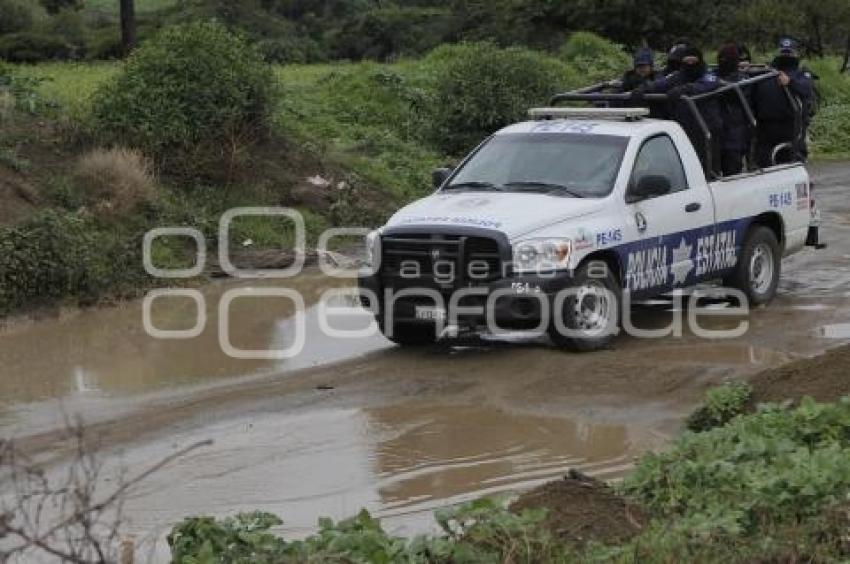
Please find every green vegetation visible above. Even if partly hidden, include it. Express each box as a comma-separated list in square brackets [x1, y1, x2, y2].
[427, 43, 574, 154]
[686, 380, 753, 431]
[0, 210, 147, 313]
[618, 397, 850, 561]
[169, 499, 567, 563]
[167, 394, 850, 562]
[90, 21, 275, 180]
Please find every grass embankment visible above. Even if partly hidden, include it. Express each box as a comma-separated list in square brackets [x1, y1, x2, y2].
[167, 346, 850, 563]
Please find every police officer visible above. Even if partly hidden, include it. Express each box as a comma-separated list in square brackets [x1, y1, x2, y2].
[636, 46, 723, 177]
[663, 39, 691, 75]
[737, 44, 753, 73]
[752, 37, 814, 166]
[716, 43, 749, 175]
[620, 48, 656, 92]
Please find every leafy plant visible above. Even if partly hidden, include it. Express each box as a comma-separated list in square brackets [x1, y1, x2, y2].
[168, 500, 566, 563]
[624, 397, 850, 536]
[686, 381, 753, 431]
[169, 511, 286, 563]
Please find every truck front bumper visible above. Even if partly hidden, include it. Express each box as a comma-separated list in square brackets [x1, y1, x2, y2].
[357, 270, 575, 330]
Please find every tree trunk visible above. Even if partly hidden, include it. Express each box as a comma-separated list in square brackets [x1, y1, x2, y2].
[120, 0, 137, 56]
[842, 35, 850, 73]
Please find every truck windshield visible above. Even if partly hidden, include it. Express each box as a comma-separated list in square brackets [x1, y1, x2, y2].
[446, 133, 628, 198]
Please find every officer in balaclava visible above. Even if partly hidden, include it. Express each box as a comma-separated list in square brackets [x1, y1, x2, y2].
[752, 37, 814, 166]
[716, 43, 750, 175]
[635, 46, 723, 177]
[737, 44, 753, 73]
[663, 39, 691, 75]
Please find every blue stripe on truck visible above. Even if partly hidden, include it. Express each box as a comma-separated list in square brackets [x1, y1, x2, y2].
[611, 217, 753, 294]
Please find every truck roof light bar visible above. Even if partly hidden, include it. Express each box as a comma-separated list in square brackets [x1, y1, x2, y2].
[528, 107, 650, 121]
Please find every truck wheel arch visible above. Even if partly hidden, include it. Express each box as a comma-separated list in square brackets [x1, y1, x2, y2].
[749, 212, 785, 252]
[577, 251, 623, 286]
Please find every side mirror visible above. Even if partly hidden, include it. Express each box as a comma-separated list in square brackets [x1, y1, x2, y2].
[627, 174, 672, 203]
[432, 167, 453, 189]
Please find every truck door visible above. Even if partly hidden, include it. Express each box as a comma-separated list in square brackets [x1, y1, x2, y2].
[620, 134, 715, 295]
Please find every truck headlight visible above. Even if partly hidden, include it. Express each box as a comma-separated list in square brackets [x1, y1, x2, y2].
[511, 238, 572, 273]
[365, 230, 381, 268]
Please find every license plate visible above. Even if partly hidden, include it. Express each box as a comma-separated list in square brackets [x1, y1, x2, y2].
[415, 306, 446, 321]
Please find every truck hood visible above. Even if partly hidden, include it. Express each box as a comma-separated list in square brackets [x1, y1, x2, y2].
[385, 192, 607, 239]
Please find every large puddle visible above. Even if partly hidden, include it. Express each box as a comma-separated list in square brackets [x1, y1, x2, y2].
[104, 402, 655, 559]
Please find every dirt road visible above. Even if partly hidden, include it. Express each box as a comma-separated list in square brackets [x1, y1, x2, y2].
[1, 162, 849, 556]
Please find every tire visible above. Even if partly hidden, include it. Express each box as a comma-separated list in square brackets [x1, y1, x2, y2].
[379, 319, 438, 346]
[548, 260, 621, 352]
[726, 225, 781, 306]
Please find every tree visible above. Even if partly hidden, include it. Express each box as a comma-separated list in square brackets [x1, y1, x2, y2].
[120, 0, 136, 55]
[38, 0, 81, 15]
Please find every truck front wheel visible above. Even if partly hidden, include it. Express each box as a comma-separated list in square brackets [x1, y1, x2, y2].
[548, 261, 620, 352]
[379, 319, 438, 346]
[727, 225, 781, 306]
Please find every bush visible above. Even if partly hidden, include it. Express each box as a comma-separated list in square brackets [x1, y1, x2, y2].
[85, 27, 123, 60]
[426, 42, 573, 154]
[89, 21, 276, 180]
[811, 104, 850, 156]
[45, 8, 89, 58]
[327, 6, 452, 61]
[686, 381, 753, 431]
[169, 500, 567, 562]
[0, 32, 74, 63]
[623, 397, 850, 538]
[559, 31, 631, 83]
[0, 0, 33, 34]
[0, 211, 105, 312]
[71, 147, 157, 217]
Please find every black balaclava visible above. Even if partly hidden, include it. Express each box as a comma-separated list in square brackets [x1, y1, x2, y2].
[774, 54, 800, 71]
[679, 46, 706, 81]
[717, 44, 740, 77]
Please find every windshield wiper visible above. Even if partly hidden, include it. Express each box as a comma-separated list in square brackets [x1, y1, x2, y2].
[444, 181, 503, 191]
[502, 181, 585, 198]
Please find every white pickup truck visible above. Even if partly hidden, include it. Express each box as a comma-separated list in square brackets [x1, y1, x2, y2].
[358, 107, 821, 350]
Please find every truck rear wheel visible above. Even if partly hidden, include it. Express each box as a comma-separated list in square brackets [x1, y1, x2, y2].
[548, 261, 620, 352]
[727, 225, 781, 306]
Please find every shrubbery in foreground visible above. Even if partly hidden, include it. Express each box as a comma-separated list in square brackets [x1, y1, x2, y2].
[169, 395, 850, 563]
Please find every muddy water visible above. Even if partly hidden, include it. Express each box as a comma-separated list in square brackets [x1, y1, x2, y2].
[0, 271, 389, 433]
[2, 163, 850, 558]
[113, 404, 651, 553]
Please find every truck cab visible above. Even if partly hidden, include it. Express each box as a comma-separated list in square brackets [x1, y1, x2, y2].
[359, 107, 819, 350]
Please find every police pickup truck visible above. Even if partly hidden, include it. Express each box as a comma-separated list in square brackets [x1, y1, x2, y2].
[358, 106, 821, 351]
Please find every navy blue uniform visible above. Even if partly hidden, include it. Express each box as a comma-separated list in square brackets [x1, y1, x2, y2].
[753, 42, 815, 167]
[717, 70, 750, 175]
[642, 70, 723, 177]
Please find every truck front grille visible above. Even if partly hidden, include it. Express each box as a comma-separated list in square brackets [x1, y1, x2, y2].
[380, 233, 502, 289]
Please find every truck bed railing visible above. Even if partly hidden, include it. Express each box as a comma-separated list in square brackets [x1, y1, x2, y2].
[547, 69, 804, 180]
